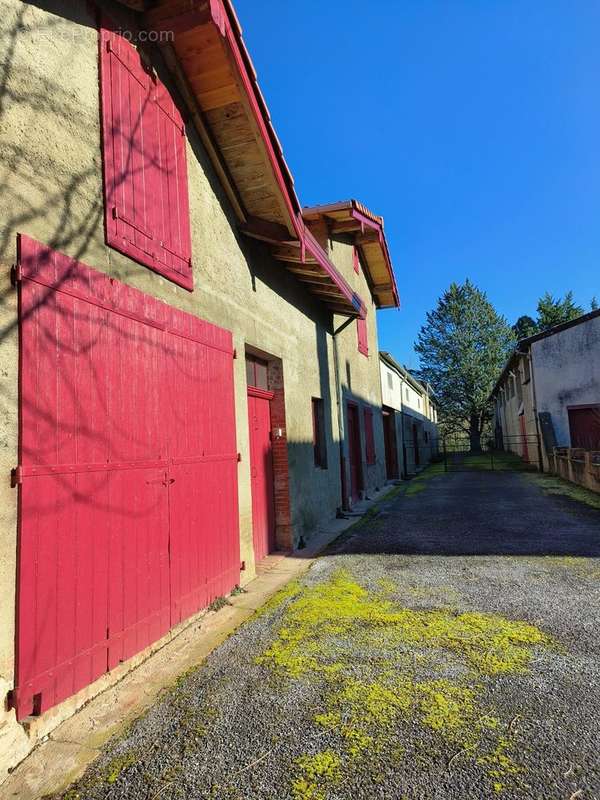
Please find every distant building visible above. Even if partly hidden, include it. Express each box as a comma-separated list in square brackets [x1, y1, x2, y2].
[379, 353, 439, 478]
[490, 309, 600, 469]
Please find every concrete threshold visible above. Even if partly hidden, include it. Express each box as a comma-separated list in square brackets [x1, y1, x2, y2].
[0, 486, 396, 800]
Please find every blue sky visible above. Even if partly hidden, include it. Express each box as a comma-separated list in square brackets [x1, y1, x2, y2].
[235, 0, 600, 369]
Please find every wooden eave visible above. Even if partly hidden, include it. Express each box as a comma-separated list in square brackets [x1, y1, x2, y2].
[303, 201, 400, 309]
[138, 0, 361, 317]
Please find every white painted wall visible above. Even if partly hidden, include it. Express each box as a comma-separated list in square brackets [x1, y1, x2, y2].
[531, 315, 600, 446]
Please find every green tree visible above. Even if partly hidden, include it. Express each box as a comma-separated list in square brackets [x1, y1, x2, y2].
[415, 280, 514, 452]
[512, 314, 537, 341]
[536, 291, 583, 331]
[591, 296, 599, 311]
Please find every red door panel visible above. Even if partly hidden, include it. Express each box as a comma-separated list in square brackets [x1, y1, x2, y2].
[248, 391, 275, 562]
[347, 403, 362, 505]
[568, 406, 600, 449]
[14, 235, 239, 719]
[383, 410, 399, 479]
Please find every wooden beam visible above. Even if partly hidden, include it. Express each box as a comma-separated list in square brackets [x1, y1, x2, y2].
[329, 220, 361, 234]
[240, 216, 296, 245]
[145, 2, 212, 35]
[158, 44, 247, 224]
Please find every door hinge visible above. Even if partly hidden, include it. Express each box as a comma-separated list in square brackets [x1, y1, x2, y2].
[232, 348, 237, 359]
[11, 466, 22, 487]
[10, 263, 22, 286]
[237, 453, 242, 462]
[240, 561, 246, 571]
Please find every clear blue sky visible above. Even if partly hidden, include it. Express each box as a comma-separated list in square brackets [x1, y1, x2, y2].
[235, 0, 600, 369]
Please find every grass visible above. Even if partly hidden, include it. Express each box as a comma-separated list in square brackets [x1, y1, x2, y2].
[524, 471, 600, 510]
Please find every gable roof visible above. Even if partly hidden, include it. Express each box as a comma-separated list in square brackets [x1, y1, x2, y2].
[138, 0, 367, 317]
[303, 200, 400, 309]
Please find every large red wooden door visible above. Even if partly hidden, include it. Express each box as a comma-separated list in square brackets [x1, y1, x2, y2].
[347, 403, 363, 504]
[247, 388, 275, 562]
[568, 406, 600, 449]
[14, 236, 239, 719]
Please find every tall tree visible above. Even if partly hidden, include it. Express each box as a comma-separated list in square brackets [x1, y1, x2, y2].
[536, 291, 583, 331]
[415, 280, 514, 452]
[591, 296, 599, 312]
[512, 314, 537, 340]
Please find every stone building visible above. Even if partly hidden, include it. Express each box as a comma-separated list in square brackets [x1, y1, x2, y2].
[0, 0, 398, 775]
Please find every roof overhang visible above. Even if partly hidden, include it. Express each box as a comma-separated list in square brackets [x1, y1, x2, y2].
[137, 0, 362, 317]
[303, 201, 400, 309]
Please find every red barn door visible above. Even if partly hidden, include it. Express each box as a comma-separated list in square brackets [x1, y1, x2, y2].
[14, 236, 239, 719]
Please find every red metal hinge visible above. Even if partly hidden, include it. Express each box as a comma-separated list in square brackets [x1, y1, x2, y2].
[240, 561, 246, 571]
[237, 453, 241, 462]
[11, 466, 22, 487]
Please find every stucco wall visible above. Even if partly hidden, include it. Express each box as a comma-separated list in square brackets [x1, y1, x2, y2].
[0, 0, 360, 773]
[531, 316, 600, 449]
[328, 238, 387, 498]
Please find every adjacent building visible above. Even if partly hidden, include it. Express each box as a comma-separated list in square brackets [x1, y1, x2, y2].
[379, 352, 439, 478]
[491, 310, 600, 470]
[0, 0, 399, 775]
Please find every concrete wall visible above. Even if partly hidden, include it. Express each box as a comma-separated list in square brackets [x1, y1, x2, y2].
[531, 316, 600, 450]
[0, 0, 384, 774]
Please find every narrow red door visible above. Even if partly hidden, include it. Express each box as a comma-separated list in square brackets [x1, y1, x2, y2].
[248, 388, 276, 562]
[383, 409, 399, 479]
[347, 403, 363, 504]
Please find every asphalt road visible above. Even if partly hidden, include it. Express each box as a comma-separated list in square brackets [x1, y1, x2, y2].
[57, 471, 600, 800]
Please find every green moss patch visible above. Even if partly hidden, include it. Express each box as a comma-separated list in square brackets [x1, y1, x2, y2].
[524, 472, 600, 510]
[258, 570, 551, 796]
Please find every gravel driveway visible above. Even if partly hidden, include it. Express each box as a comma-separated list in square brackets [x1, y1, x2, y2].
[58, 470, 600, 800]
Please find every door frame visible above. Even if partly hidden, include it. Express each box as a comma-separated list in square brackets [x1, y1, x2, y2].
[382, 406, 399, 480]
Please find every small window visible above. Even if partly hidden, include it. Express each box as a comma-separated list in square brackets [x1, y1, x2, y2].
[405, 387, 409, 402]
[387, 372, 393, 389]
[312, 398, 327, 468]
[364, 407, 376, 465]
[357, 316, 368, 356]
[353, 246, 360, 274]
[246, 354, 269, 390]
[417, 397, 421, 409]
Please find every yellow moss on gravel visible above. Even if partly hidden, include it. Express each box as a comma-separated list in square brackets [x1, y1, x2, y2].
[258, 570, 548, 795]
[292, 751, 342, 800]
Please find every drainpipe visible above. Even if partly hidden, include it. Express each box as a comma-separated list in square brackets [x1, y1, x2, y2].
[332, 316, 354, 511]
[399, 376, 407, 478]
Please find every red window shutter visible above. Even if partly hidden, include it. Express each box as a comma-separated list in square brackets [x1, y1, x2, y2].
[100, 20, 193, 290]
[357, 316, 369, 356]
[353, 246, 360, 274]
[364, 408, 376, 465]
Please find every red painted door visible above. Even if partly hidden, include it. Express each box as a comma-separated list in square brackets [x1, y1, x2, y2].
[247, 388, 275, 562]
[14, 236, 239, 719]
[568, 406, 600, 449]
[347, 403, 363, 504]
[383, 409, 399, 479]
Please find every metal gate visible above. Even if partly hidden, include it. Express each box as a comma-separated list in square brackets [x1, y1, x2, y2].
[14, 236, 239, 719]
[441, 432, 540, 471]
